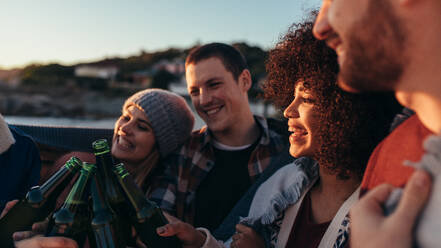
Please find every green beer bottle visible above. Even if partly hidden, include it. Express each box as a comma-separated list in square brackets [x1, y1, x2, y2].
[90, 174, 126, 248]
[92, 139, 132, 244]
[92, 139, 125, 205]
[0, 157, 82, 248]
[113, 163, 182, 248]
[47, 162, 95, 246]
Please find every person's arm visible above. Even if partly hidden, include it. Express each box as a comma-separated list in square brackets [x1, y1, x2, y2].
[153, 212, 222, 248]
[156, 216, 265, 248]
[14, 236, 78, 248]
[350, 170, 431, 248]
[157, 221, 210, 248]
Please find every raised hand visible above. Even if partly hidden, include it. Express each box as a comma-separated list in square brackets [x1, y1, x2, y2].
[350, 170, 432, 248]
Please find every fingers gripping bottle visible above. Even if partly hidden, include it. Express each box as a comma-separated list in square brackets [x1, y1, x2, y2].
[0, 157, 82, 248]
[47, 162, 95, 246]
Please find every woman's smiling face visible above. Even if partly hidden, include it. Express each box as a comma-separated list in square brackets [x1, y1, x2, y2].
[111, 105, 156, 164]
[284, 82, 321, 158]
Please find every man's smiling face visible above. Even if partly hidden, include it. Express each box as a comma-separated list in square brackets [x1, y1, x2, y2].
[186, 57, 249, 133]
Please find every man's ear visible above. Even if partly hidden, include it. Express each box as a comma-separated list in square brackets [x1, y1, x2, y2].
[238, 69, 252, 92]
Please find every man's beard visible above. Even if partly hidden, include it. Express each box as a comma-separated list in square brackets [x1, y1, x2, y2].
[338, 0, 407, 92]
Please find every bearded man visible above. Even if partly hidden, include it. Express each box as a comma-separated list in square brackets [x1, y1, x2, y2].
[313, 0, 441, 247]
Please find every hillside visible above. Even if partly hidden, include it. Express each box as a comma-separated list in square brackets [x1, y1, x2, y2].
[0, 42, 269, 117]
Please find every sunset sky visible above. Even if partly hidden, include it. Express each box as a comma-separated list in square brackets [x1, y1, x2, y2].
[0, 0, 321, 69]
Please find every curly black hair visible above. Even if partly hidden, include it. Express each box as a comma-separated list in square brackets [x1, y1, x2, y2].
[263, 14, 402, 180]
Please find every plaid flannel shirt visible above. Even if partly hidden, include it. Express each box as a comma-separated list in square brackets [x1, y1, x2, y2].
[149, 116, 289, 224]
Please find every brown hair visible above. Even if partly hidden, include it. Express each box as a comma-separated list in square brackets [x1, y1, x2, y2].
[263, 15, 402, 179]
[185, 43, 248, 81]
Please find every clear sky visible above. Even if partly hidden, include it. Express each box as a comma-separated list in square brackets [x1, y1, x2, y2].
[0, 0, 321, 69]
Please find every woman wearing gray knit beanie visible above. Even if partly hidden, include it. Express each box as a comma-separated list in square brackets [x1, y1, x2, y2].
[8, 89, 194, 247]
[111, 88, 195, 191]
[53, 88, 194, 194]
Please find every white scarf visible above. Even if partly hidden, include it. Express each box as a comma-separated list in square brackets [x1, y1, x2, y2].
[0, 114, 15, 154]
[240, 157, 357, 248]
[405, 134, 441, 248]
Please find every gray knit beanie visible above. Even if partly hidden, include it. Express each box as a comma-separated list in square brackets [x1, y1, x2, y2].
[123, 89, 194, 157]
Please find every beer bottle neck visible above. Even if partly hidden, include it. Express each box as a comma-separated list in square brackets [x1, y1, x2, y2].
[113, 164, 152, 213]
[92, 139, 114, 185]
[62, 163, 95, 211]
[29, 157, 82, 205]
[40, 166, 75, 197]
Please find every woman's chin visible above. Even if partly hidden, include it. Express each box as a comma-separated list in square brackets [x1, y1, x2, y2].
[289, 146, 313, 158]
[289, 148, 302, 158]
[112, 149, 129, 162]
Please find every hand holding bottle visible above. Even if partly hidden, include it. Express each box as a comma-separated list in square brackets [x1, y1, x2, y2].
[1, 200, 49, 242]
[12, 220, 48, 241]
[3, 201, 77, 248]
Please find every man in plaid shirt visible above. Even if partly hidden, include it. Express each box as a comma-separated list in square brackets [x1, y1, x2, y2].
[149, 43, 289, 231]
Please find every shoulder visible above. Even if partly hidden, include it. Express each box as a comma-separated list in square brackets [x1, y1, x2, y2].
[7, 126, 40, 167]
[387, 114, 431, 140]
[367, 113, 431, 165]
[8, 126, 39, 153]
[361, 113, 431, 191]
[162, 127, 208, 164]
[176, 127, 209, 152]
[1, 126, 41, 178]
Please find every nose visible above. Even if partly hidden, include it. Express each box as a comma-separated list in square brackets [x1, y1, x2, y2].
[283, 99, 299, 119]
[199, 89, 212, 106]
[119, 120, 134, 135]
[313, 2, 332, 41]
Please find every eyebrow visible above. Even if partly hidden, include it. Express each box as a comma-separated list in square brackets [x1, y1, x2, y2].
[124, 108, 153, 129]
[189, 76, 223, 88]
[205, 77, 223, 84]
[137, 118, 152, 128]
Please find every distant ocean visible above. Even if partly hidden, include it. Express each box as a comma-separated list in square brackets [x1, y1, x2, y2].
[4, 115, 206, 130]
[4, 116, 118, 129]
[4, 102, 275, 131]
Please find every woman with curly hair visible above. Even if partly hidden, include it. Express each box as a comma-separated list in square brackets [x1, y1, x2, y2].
[155, 16, 401, 248]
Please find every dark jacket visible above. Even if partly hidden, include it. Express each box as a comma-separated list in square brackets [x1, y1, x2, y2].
[0, 126, 41, 213]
